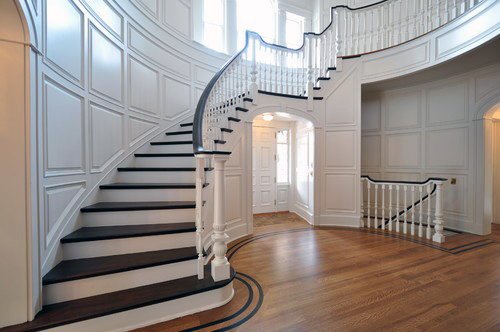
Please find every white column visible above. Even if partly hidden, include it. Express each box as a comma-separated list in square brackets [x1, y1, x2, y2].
[211, 154, 231, 281]
[432, 180, 446, 243]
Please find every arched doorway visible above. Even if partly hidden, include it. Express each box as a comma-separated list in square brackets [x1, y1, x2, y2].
[477, 101, 500, 235]
[250, 108, 316, 226]
[0, 0, 38, 326]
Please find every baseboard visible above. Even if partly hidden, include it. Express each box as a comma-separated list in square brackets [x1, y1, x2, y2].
[291, 205, 313, 225]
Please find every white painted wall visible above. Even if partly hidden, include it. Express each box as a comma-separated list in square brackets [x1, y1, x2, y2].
[361, 63, 500, 234]
[292, 120, 315, 223]
[4, 0, 229, 325]
[493, 119, 500, 224]
[0, 1, 32, 326]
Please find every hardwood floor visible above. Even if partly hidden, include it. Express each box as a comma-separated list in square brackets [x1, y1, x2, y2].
[136, 213, 500, 331]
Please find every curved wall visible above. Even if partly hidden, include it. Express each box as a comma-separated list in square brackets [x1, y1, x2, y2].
[19, 0, 229, 295]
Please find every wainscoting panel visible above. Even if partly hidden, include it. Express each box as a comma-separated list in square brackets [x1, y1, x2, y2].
[361, 135, 381, 168]
[323, 173, 356, 212]
[43, 77, 85, 176]
[425, 127, 468, 169]
[162, 0, 191, 38]
[162, 75, 191, 120]
[325, 130, 356, 168]
[385, 132, 421, 168]
[44, 0, 84, 85]
[426, 82, 467, 126]
[89, 103, 124, 173]
[385, 90, 421, 130]
[128, 56, 160, 117]
[89, 24, 124, 105]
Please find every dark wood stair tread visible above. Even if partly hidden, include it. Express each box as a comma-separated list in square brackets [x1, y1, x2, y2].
[180, 122, 193, 127]
[81, 201, 196, 213]
[134, 153, 194, 157]
[9, 267, 235, 331]
[235, 106, 248, 112]
[220, 128, 233, 133]
[150, 141, 192, 145]
[165, 130, 192, 136]
[228, 117, 241, 122]
[99, 183, 207, 190]
[61, 223, 196, 243]
[43, 247, 198, 285]
[117, 167, 213, 172]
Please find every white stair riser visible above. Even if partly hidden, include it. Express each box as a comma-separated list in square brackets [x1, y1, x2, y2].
[83, 209, 195, 227]
[132, 157, 196, 167]
[163, 134, 193, 142]
[116, 171, 196, 183]
[63, 232, 195, 260]
[148, 144, 193, 153]
[48, 283, 234, 332]
[98, 188, 196, 202]
[43, 260, 198, 305]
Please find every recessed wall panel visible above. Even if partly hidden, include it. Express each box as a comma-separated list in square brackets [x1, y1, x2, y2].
[163, 0, 191, 37]
[90, 25, 124, 104]
[162, 75, 191, 119]
[90, 103, 124, 172]
[324, 174, 356, 212]
[129, 57, 160, 117]
[45, 0, 83, 84]
[385, 91, 421, 130]
[44, 79, 85, 175]
[426, 128, 468, 169]
[325, 131, 356, 168]
[427, 82, 467, 126]
[386, 132, 421, 168]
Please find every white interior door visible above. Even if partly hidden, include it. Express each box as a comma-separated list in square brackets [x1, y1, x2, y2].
[253, 126, 277, 214]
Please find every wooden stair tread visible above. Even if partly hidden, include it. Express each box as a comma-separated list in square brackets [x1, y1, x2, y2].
[180, 122, 193, 127]
[9, 267, 234, 332]
[99, 183, 208, 190]
[61, 223, 196, 243]
[150, 141, 192, 145]
[165, 130, 192, 136]
[81, 201, 196, 213]
[134, 153, 194, 157]
[117, 167, 213, 172]
[43, 247, 198, 285]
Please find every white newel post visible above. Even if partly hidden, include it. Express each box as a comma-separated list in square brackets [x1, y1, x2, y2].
[432, 180, 446, 243]
[211, 154, 231, 281]
[195, 155, 206, 279]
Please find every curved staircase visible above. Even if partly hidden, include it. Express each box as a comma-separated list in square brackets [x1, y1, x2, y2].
[4, 0, 498, 329]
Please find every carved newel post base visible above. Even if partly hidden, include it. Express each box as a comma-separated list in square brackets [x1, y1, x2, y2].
[211, 154, 231, 282]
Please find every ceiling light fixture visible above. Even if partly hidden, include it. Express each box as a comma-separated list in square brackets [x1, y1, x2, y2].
[262, 113, 274, 121]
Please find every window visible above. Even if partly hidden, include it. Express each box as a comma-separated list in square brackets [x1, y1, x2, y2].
[237, 0, 277, 49]
[276, 129, 289, 183]
[203, 0, 225, 53]
[285, 12, 305, 49]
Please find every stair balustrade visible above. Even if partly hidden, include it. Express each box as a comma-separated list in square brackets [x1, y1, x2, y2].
[193, 0, 482, 280]
[360, 176, 447, 243]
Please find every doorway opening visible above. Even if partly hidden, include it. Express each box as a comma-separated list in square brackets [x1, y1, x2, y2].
[252, 112, 314, 224]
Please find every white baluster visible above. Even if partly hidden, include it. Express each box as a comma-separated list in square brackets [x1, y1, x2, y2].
[360, 179, 365, 227]
[388, 184, 393, 231]
[211, 154, 231, 281]
[374, 184, 378, 228]
[418, 186, 423, 237]
[250, 36, 258, 97]
[381, 184, 386, 230]
[367, 181, 371, 228]
[195, 155, 206, 279]
[403, 185, 408, 234]
[432, 180, 445, 243]
[426, 183, 432, 239]
[396, 184, 400, 233]
[411, 185, 415, 236]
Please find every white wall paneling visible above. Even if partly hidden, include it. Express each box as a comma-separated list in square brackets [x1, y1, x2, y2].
[128, 56, 160, 117]
[89, 103, 125, 173]
[89, 23, 124, 105]
[44, 0, 84, 86]
[162, 0, 191, 38]
[22, 0, 229, 293]
[362, 63, 500, 234]
[43, 76, 85, 177]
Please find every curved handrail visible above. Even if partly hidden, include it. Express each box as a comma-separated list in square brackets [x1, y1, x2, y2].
[361, 175, 447, 185]
[193, 31, 251, 154]
[193, 0, 483, 153]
